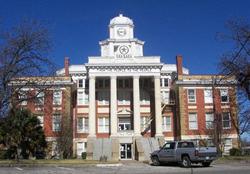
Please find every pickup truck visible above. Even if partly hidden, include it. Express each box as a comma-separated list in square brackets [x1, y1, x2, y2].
[150, 141, 217, 167]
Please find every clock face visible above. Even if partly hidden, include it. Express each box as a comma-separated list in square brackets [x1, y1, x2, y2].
[119, 45, 129, 55]
[117, 28, 126, 36]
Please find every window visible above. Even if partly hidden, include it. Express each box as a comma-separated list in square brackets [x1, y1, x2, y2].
[18, 91, 27, 105]
[187, 89, 196, 103]
[163, 142, 175, 149]
[76, 142, 87, 157]
[78, 79, 83, 88]
[77, 91, 88, 105]
[35, 91, 44, 105]
[204, 89, 213, 103]
[97, 79, 109, 88]
[220, 89, 229, 103]
[140, 91, 150, 104]
[140, 116, 151, 131]
[77, 91, 84, 105]
[77, 117, 88, 133]
[53, 90, 62, 105]
[162, 116, 171, 132]
[188, 113, 198, 130]
[177, 142, 195, 148]
[85, 79, 89, 88]
[222, 112, 231, 129]
[118, 91, 131, 105]
[52, 141, 59, 156]
[37, 115, 44, 128]
[223, 138, 232, 153]
[118, 79, 131, 88]
[52, 114, 61, 132]
[205, 113, 214, 129]
[161, 91, 169, 104]
[98, 117, 109, 133]
[118, 117, 131, 131]
[98, 91, 110, 105]
[160, 78, 169, 87]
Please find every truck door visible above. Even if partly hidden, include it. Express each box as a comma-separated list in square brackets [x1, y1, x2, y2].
[158, 142, 176, 162]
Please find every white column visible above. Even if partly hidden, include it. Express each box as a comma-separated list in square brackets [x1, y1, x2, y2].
[110, 76, 117, 136]
[88, 75, 96, 137]
[133, 76, 141, 136]
[154, 75, 163, 137]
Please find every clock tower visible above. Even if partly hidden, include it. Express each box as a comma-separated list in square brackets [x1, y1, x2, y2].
[99, 14, 144, 58]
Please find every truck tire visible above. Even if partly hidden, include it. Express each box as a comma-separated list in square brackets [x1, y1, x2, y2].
[202, 162, 211, 167]
[152, 156, 160, 166]
[181, 156, 191, 168]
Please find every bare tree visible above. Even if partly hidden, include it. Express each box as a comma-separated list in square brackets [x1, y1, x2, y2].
[218, 18, 250, 149]
[218, 18, 250, 98]
[0, 19, 55, 116]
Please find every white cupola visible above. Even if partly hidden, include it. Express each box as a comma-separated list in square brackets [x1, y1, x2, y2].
[109, 14, 134, 39]
[99, 14, 144, 58]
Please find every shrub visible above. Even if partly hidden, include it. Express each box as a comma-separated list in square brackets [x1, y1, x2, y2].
[229, 148, 242, 156]
[0, 150, 7, 159]
[99, 155, 107, 162]
[81, 152, 87, 159]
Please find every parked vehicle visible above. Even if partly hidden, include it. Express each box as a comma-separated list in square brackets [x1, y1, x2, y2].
[150, 141, 217, 167]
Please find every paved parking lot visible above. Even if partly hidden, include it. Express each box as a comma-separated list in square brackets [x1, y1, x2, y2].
[1, 162, 250, 174]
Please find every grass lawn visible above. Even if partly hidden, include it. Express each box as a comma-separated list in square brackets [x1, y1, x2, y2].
[0, 159, 119, 166]
[215, 156, 250, 163]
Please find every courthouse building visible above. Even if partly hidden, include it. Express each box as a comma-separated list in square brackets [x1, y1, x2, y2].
[15, 14, 238, 160]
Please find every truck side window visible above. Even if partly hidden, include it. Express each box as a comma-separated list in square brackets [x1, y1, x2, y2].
[178, 142, 194, 148]
[163, 142, 175, 150]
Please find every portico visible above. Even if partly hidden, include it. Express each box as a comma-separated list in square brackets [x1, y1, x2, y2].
[86, 69, 164, 138]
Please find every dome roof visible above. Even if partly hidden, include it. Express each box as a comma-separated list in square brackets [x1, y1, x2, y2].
[109, 14, 134, 26]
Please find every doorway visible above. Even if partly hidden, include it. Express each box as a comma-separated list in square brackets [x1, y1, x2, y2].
[120, 143, 132, 159]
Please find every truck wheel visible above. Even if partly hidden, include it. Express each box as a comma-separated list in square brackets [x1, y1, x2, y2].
[202, 162, 211, 167]
[152, 156, 160, 166]
[181, 156, 191, 168]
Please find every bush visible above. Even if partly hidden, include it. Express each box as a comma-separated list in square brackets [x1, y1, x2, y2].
[81, 152, 87, 159]
[229, 148, 242, 156]
[99, 155, 107, 162]
[0, 150, 7, 159]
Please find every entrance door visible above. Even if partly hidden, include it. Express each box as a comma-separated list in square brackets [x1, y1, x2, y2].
[120, 144, 132, 159]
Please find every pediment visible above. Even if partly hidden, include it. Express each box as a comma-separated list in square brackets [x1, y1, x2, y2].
[117, 108, 133, 115]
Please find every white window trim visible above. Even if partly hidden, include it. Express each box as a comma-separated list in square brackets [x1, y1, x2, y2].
[161, 91, 169, 104]
[222, 112, 231, 129]
[205, 113, 214, 129]
[98, 117, 109, 133]
[204, 89, 213, 104]
[188, 113, 198, 130]
[78, 79, 84, 88]
[77, 91, 84, 105]
[220, 89, 229, 103]
[187, 89, 196, 103]
[19, 91, 27, 105]
[52, 114, 61, 132]
[53, 90, 62, 105]
[35, 91, 44, 105]
[162, 116, 171, 132]
[140, 116, 151, 131]
[76, 142, 87, 156]
[77, 117, 89, 133]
